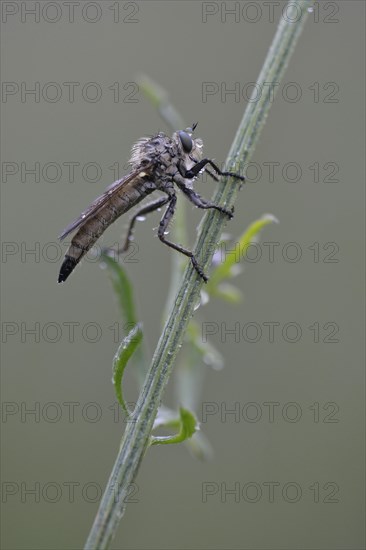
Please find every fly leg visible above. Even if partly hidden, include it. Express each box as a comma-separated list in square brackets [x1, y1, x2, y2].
[158, 194, 209, 282]
[205, 168, 220, 182]
[102, 196, 170, 258]
[183, 158, 245, 183]
[177, 183, 234, 218]
[189, 156, 219, 182]
[186, 158, 245, 182]
[119, 196, 170, 253]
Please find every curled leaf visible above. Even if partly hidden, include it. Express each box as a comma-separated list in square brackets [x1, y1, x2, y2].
[112, 323, 143, 416]
[186, 432, 214, 462]
[100, 252, 137, 326]
[150, 407, 198, 446]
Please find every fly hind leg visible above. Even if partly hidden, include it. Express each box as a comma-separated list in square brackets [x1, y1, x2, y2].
[119, 196, 170, 253]
[102, 196, 170, 258]
[158, 194, 209, 283]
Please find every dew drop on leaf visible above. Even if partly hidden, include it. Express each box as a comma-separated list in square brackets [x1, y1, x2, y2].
[193, 296, 201, 311]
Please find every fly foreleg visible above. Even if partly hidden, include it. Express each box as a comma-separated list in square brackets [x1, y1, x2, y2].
[189, 157, 219, 182]
[177, 183, 234, 218]
[158, 194, 209, 283]
[183, 158, 245, 183]
[205, 168, 220, 182]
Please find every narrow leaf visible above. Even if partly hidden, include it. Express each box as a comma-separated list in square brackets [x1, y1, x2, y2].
[137, 74, 185, 130]
[213, 282, 243, 303]
[207, 214, 279, 291]
[187, 320, 224, 371]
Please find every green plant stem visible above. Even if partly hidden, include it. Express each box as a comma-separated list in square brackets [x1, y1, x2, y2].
[84, 2, 313, 548]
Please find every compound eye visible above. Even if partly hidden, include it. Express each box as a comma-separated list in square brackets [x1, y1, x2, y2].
[178, 131, 193, 153]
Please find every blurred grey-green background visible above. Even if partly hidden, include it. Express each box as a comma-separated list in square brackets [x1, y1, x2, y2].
[1, 2, 364, 549]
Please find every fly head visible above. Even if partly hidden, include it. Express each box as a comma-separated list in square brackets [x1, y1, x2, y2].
[174, 125, 203, 168]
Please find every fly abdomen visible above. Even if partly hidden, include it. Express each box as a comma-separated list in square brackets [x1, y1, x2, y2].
[58, 256, 78, 283]
[58, 178, 155, 282]
[58, 208, 116, 283]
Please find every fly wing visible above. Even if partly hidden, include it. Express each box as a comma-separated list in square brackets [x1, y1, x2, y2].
[59, 166, 152, 241]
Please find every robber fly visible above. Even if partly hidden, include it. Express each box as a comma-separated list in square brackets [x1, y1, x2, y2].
[58, 123, 245, 283]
